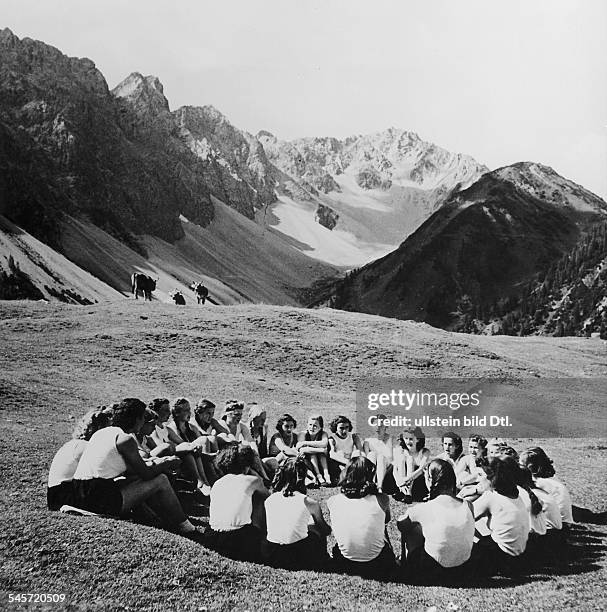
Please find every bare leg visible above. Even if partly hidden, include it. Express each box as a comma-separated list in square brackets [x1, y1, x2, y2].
[376, 454, 387, 492]
[319, 454, 331, 483]
[179, 453, 205, 488]
[119, 474, 187, 526]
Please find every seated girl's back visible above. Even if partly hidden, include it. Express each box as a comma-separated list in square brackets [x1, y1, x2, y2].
[210, 472, 262, 531]
[406, 493, 474, 568]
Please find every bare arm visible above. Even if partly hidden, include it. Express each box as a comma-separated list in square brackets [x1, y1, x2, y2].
[116, 433, 180, 480]
[376, 493, 391, 523]
[472, 491, 491, 520]
[304, 497, 331, 536]
[405, 448, 430, 483]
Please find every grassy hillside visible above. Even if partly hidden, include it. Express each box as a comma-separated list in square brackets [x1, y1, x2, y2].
[1, 301, 606, 611]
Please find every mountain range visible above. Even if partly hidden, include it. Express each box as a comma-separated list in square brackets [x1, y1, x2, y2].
[1, 27, 606, 337]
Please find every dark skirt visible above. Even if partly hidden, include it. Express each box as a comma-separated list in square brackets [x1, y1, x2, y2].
[261, 532, 328, 570]
[203, 523, 262, 562]
[72, 478, 123, 517]
[470, 534, 525, 578]
[47, 481, 75, 511]
[401, 545, 472, 585]
[331, 542, 397, 580]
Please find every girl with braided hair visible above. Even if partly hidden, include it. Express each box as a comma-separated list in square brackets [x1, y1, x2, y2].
[397, 459, 475, 583]
[261, 456, 331, 569]
[326, 457, 396, 578]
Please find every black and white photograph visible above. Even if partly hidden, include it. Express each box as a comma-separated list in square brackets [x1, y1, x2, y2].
[1, 1, 606, 610]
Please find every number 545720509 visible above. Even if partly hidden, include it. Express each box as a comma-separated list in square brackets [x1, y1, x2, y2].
[8, 594, 66, 603]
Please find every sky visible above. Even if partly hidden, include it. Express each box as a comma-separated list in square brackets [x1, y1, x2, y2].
[2, 0, 606, 198]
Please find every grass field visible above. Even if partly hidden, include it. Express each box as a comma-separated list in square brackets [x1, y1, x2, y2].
[1, 300, 606, 611]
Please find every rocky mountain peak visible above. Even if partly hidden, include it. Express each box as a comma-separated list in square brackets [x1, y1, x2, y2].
[112, 72, 169, 113]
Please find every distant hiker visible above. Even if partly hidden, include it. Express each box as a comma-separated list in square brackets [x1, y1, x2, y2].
[190, 281, 209, 304]
[131, 273, 156, 301]
[170, 290, 186, 305]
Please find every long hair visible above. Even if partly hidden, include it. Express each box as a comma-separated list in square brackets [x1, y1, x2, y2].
[519, 447, 556, 478]
[72, 406, 113, 441]
[272, 456, 308, 496]
[517, 465, 544, 516]
[487, 456, 519, 498]
[339, 457, 378, 499]
[426, 459, 457, 500]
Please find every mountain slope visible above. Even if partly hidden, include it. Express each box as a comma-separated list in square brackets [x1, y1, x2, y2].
[329, 163, 607, 330]
[257, 128, 488, 266]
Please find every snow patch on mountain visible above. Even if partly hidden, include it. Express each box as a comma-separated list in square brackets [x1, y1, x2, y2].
[269, 196, 394, 267]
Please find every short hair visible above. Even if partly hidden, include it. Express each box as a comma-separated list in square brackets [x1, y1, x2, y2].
[144, 408, 159, 423]
[214, 444, 255, 475]
[171, 397, 190, 419]
[469, 434, 488, 449]
[399, 427, 426, 452]
[339, 457, 377, 499]
[329, 415, 353, 433]
[112, 398, 146, 431]
[194, 399, 216, 416]
[500, 446, 519, 461]
[72, 406, 113, 441]
[275, 413, 297, 431]
[442, 432, 462, 446]
[426, 459, 457, 500]
[272, 456, 308, 496]
[148, 398, 169, 413]
[519, 447, 556, 478]
[307, 414, 324, 430]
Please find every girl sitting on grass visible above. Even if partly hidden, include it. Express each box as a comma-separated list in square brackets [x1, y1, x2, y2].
[167, 397, 214, 496]
[248, 403, 269, 460]
[328, 415, 363, 484]
[261, 456, 331, 570]
[47, 406, 113, 510]
[363, 416, 394, 494]
[191, 398, 223, 453]
[265, 413, 299, 474]
[72, 398, 197, 536]
[393, 427, 430, 502]
[519, 447, 573, 525]
[397, 459, 475, 584]
[204, 445, 269, 562]
[472, 456, 530, 575]
[296, 414, 332, 486]
[217, 400, 270, 483]
[327, 457, 396, 579]
[458, 435, 490, 501]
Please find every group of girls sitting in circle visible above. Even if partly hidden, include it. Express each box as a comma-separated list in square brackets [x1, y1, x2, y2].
[47, 399, 574, 582]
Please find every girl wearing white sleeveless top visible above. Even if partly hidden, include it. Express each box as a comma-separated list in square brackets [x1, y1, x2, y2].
[472, 457, 529, 576]
[328, 416, 363, 484]
[205, 445, 269, 562]
[47, 407, 113, 510]
[363, 418, 394, 493]
[327, 457, 396, 578]
[398, 459, 474, 583]
[72, 399, 195, 536]
[261, 457, 331, 569]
